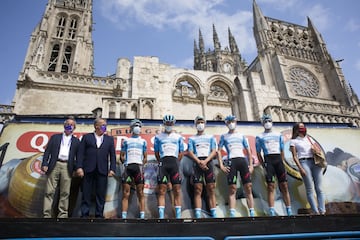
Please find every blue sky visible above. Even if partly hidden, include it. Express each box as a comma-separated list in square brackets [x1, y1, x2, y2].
[0, 0, 359, 105]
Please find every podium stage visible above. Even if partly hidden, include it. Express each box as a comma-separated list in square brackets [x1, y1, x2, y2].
[1, 214, 360, 239]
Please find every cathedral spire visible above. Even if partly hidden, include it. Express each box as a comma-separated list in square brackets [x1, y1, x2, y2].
[194, 39, 199, 55]
[307, 17, 329, 62]
[213, 24, 221, 51]
[253, 0, 269, 32]
[228, 27, 239, 53]
[307, 17, 324, 45]
[194, 39, 200, 69]
[199, 29, 205, 53]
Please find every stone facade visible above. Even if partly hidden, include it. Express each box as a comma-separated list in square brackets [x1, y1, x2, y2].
[2, 0, 360, 126]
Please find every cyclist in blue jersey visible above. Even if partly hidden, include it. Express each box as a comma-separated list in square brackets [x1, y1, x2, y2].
[255, 114, 292, 216]
[154, 114, 184, 219]
[218, 115, 255, 217]
[187, 116, 218, 218]
[120, 119, 147, 219]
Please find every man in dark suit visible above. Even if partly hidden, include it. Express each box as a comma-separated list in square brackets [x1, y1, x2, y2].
[76, 118, 116, 218]
[41, 117, 80, 218]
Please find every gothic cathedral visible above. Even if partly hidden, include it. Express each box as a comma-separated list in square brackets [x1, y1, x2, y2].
[6, 0, 360, 126]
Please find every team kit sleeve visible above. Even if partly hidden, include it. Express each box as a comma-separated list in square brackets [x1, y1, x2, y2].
[243, 135, 249, 149]
[255, 136, 262, 153]
[210, 136, 217, 151]
[121, 139, 127, 152]
[154, 136, 160, 153]
[188, 137, 194, 153]
[143, 139, 147, 153]
[279, 135, 284, 151]
[218, 135, 224, 149]
[178, 135, 185, 152]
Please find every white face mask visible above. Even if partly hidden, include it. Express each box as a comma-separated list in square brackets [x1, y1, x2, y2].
[165, 126, 173, 132]
[196, 123, 205, 131]
[227, 122, 236, 130]
[264, 122, 272, 130]
[133, 126, 141, 135]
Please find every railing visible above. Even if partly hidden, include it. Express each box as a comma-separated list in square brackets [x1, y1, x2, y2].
[0, 105, 14, 114]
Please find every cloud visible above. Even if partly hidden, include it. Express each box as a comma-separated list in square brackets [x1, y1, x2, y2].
[257, 0, 297, 11]
[355, 59, 360, 71]
[302, 4, 331, 32]
[345, 19, 360, 32]
[100, 0, 226, 30]
[99, 0, 256, 59]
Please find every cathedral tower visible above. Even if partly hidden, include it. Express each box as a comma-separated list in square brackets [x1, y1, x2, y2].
[249, 0, 360, 125]
[21, 0, 93, 75]
[194, 25, 246, 75]
[12, 0, 100, 116]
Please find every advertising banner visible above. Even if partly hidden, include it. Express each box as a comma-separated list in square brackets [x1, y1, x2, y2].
[0, 119, 359, 218]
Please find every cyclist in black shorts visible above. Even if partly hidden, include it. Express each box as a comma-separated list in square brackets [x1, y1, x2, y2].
[187, 116, 218, 218]
[120, 119, 147, 219]
[255, 114, 292, 216]
[154, 114, 184, 219]
[218, 115, 255, 217]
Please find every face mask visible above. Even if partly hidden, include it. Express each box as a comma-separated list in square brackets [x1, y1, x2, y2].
[298, 127, 307, 135]
[133, 126, 141, 135]
[64, 125, 74, 133]
[264, 122, 272, 130]
[227, 122, 236, 130]
[196, 123, 205, 131]
[100, 125, 107, 133]
[165, 126, 173, 132]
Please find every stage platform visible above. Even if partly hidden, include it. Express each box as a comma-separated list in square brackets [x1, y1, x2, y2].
[1, 214, 360, 240]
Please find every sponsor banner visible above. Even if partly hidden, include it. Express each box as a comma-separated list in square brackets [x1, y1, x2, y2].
[0, 120, 360, 218]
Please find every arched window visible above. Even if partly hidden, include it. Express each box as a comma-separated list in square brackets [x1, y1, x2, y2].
[207, 80, 232, 108]
[68, 17, 78, 39]
[56, 16, 66, 38]
[48, 44, 60, 72]
[61, 46, 72, 73]
[143, 102, 152, 119]
[174, 80, 198, 98]
[120, 103, 127, 119]
[209, 84, 229, 101]
[109, 102, 116, 118]
[130, 104, 137, 118]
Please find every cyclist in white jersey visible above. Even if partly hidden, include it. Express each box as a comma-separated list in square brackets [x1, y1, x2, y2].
[187, 116, 217, 218]
[120, 119, 147, 219]
[154, 114, 184, 219]
[218, 115, 255, 217]
[255, 114, 292, 216]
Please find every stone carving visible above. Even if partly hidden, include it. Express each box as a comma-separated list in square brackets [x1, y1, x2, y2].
[174, 80, 198, 98]
[289, 67, 319, 97]
[209, 85, 229, 101]
[268, 20, 319, 62]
